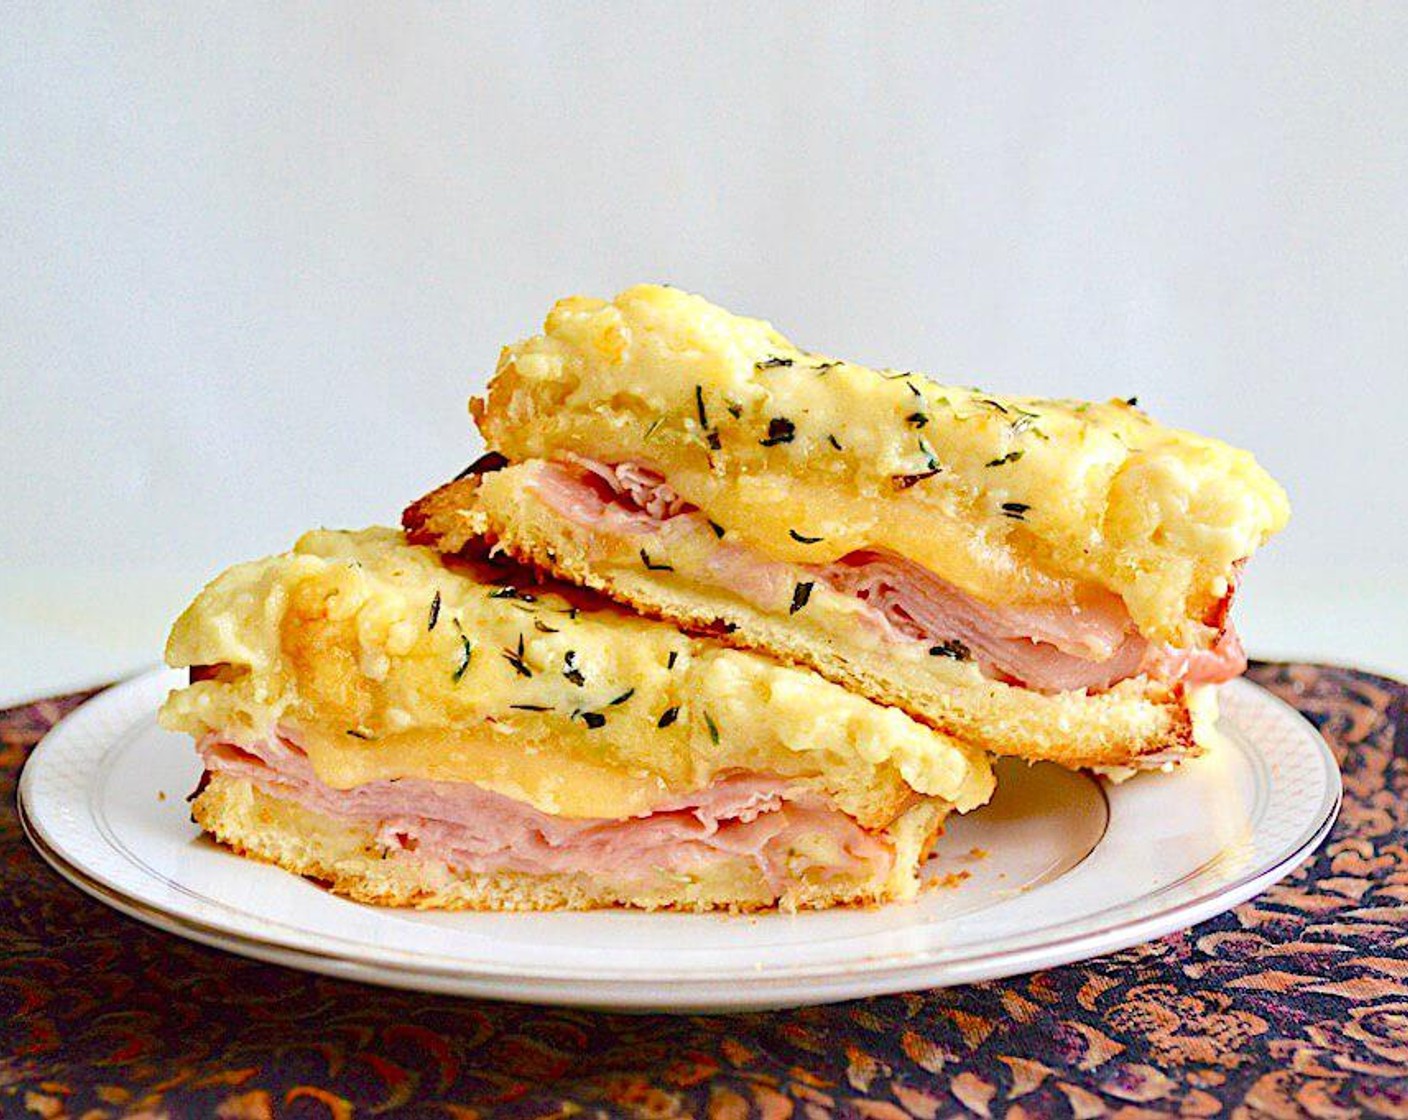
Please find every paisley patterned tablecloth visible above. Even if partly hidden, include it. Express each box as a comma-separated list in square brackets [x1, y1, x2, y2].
[3, 662, 1405, 1119]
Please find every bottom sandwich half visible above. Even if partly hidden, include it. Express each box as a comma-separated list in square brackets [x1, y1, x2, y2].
[161, 527, 995, 911]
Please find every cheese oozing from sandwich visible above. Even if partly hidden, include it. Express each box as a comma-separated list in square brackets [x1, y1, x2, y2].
[162, 527, 994, 911]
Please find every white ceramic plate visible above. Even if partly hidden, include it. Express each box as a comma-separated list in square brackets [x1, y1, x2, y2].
[20, 669, 1339, 1012]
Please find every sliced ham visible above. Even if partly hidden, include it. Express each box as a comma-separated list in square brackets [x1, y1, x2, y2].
[820, 551, 1244, 690]
[531, 457, 673, 538]
[1143, 627, 1246, 685]
[525, 457, 1245, 693]
[564, 454, 695, 521]
[819, 550, 1151, 692]
[199, 734, 892, 890]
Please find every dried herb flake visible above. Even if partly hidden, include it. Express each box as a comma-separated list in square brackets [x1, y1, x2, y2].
[759, 417, 796, 446]
[502, 634, 532, 678]
[985, 450, 1025, 468]
[490, 586, 535, 602]
[453, 635, 474, 682]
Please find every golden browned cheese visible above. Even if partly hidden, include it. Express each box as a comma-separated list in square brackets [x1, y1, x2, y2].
[160, 528, 993, 822]
[476, 285, 1290, 647]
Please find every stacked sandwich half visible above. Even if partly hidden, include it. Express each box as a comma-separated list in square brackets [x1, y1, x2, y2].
[161, 285, 1289, 911]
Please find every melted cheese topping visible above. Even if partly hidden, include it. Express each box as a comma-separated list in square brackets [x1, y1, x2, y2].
[476, 285, 1290, 646]
[161, 528, 993, 820]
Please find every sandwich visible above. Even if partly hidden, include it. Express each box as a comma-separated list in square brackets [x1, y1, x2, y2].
[160, 527, 994, 911]
[405, 284, 1290, 771]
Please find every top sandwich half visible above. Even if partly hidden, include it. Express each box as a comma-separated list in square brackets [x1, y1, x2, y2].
[407, 284, 1290, 771]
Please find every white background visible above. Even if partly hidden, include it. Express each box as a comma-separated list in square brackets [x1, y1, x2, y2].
[3, 4, 1406, 705]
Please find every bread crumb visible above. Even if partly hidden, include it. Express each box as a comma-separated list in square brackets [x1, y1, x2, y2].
[967, 846, 988, 859]
[924, 869, 971, 892]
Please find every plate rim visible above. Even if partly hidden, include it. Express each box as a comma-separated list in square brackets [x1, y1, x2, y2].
[18, 670, 1342, 1003]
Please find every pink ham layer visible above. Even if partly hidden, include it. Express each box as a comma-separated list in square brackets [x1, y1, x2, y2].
[198, 734, 894, 891]
[531, 457, 1245, 694]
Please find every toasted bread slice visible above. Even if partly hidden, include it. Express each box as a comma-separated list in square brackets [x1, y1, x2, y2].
[406, 471, 1203, 771]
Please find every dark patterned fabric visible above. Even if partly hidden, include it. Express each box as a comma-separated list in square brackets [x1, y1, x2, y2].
[3, 663, 1405, 1119]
